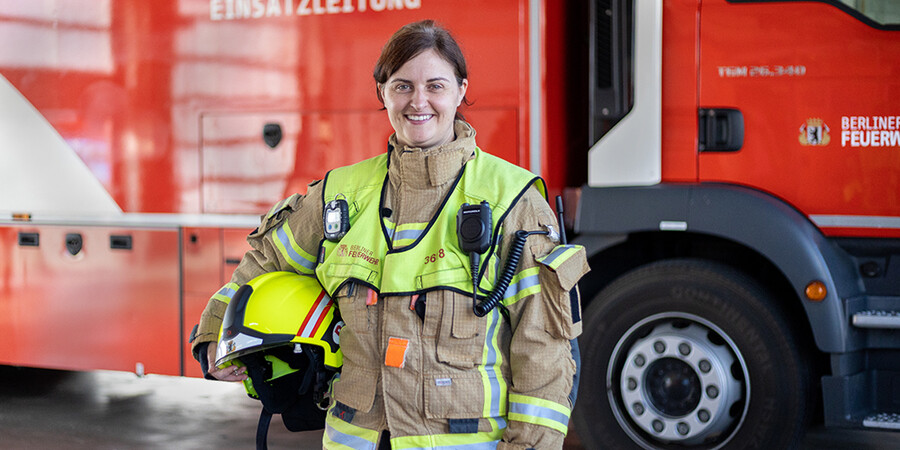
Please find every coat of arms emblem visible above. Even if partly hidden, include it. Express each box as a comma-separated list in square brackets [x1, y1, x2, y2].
[799, 118, 830, 146]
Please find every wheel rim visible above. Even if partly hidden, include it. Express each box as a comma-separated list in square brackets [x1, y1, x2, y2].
[607, 313, 750, 449]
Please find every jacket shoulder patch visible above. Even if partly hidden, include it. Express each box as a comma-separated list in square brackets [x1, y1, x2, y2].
[251, 193, 304, 237]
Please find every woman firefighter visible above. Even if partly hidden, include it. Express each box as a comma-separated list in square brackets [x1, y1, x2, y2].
[190, 20, 589, 450]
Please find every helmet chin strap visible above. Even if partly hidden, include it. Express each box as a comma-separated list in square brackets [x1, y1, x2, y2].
[256, 408, 274, 450]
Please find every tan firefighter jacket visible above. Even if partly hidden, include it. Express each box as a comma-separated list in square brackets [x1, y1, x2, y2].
[192, 121, 590, 449]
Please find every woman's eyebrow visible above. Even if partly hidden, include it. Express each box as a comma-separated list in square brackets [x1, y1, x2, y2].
[389, 77, 451, 84]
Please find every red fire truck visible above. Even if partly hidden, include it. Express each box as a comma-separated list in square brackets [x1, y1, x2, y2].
[566, 1, 900, 449]
[1, 0, 897, 448]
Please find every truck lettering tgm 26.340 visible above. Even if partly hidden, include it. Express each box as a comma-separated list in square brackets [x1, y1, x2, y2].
[1, 1, 897, 448]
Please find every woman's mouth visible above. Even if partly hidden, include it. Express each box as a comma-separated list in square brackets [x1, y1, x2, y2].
[406, 114, 434, 123]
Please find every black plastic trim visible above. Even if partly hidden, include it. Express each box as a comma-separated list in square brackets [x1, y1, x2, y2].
[574, 183, 862, 353]
[110, 235, 132, 250]
[17, 231, 39, 247]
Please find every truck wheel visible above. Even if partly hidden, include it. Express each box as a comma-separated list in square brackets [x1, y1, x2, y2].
[573, 259, 810, 449]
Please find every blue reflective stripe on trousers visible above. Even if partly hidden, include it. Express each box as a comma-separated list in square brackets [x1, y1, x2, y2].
[402, 440, 499, 450]
[326, 424, 377, 450]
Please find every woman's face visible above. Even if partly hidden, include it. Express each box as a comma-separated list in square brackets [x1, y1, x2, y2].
[381, 48, 468, 149]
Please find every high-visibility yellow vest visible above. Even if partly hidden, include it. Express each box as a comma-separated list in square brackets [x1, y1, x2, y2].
[315, 147, 545, 298]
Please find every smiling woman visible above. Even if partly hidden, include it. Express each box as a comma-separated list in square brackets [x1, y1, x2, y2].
[379, 49, 467, 149]
[192, 19, 588, 450]
[373, 20, 470, 149]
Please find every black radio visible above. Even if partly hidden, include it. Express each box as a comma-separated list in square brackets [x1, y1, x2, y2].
[456, 201, 492, 254]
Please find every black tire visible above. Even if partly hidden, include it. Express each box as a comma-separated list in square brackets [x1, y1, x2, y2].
[572, 259, 811, 449]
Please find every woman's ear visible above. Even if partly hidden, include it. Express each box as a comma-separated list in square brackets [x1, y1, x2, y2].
[375, 83, 385, 104]
[457, 79, 468, 106]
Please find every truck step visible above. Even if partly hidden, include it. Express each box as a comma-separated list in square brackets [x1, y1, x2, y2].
[862, 413, 900, 430]
[852, 310, 900, 329]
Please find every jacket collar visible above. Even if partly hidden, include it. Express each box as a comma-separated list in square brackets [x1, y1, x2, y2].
[387, 120, 476, 189]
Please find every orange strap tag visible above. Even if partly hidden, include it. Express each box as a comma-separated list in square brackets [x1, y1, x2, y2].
[366, 288, 378, 306]
[384, 337, 409, 368]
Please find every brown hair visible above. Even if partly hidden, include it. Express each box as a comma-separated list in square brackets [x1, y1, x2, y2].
[374, 20, 470, 119]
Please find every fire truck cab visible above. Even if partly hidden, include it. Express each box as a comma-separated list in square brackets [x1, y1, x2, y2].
[567, 1, 900, 448]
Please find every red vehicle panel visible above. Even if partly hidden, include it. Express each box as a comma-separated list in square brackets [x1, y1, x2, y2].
[698, 1, 900, 237]
[2, 0, 536, 217]
[0, 0, 538, 376]
[0, 225, 181, 375]
[661, 0, 702, 183]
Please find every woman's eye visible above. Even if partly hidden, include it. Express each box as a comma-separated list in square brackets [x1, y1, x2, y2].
[429, 83, 444, 91]
[395, 84, 410, 92]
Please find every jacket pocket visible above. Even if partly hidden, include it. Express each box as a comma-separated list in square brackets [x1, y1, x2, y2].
[332, 362, 377, 414]
[535, 245, 590, 340]
[435, 291, 486, 369]
[334, 283, 372, 335]
[423, 371, 486, 419]
[325, 262, 377, 284]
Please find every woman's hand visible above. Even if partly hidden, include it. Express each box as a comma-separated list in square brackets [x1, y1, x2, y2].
[206, 342, 248, 382]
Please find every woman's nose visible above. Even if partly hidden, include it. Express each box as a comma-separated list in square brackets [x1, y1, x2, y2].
[410, 89, 428, 110]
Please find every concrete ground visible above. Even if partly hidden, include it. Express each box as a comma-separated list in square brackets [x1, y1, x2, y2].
[0, 366, 897, 449]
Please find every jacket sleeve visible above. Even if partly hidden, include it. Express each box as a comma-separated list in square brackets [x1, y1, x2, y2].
[498, 187, 590, 450]
[190, 181, 326, 358]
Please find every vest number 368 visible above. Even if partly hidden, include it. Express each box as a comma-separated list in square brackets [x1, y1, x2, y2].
[425, 249, 446, 264]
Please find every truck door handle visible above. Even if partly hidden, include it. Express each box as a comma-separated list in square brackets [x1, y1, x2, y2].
[110, 235, 133, 250]
[18, 232, 39, 247]
[699, 108, 744, 152]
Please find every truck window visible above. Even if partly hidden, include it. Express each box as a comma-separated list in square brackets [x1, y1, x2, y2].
[837, 0, 900, 26]
[729, 1, 900, 28]
[590, 0, 634, 145]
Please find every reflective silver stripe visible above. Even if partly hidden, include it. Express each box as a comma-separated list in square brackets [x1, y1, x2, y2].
[810, 214, 900, 229]
[503, 273, 539, 300]
[539, 245, 578, 267]
[325, 424, 377, 450]
[267, 198, 286, 218]
[275, 225, 316, 272]
[403, 441, 500, 450]
[394, 229, 424, 242]
[444, 441, 497, 450]
[509, 401, 570, 427]
[485, 308, 503, 417]
[212, 284, 239, 303]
